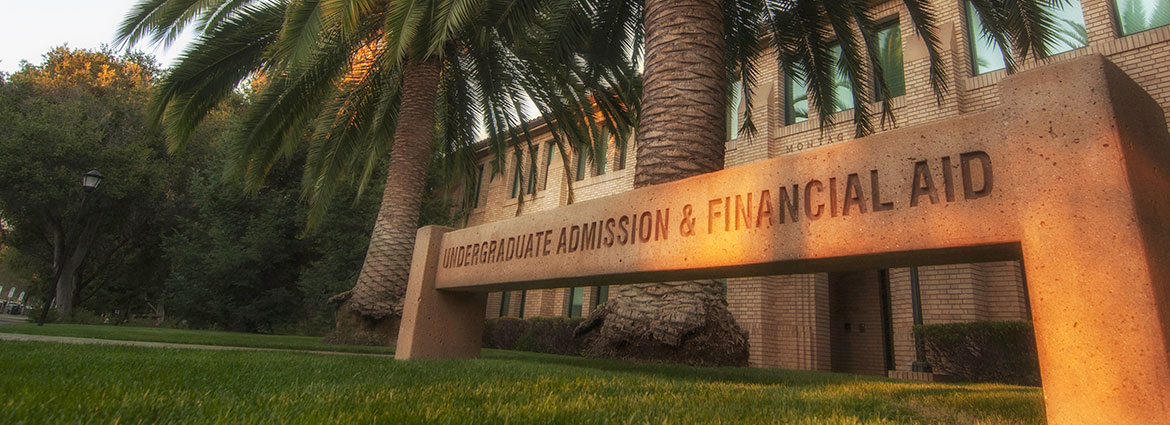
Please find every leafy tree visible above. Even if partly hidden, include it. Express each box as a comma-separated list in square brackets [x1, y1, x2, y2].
[118, 0, 636, 344]
[162, 132, 457, 333]
[162, 149, 314, 332]
[0, 47, 220, 319]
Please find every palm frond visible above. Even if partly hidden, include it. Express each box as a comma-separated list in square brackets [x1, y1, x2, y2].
[151, 1, 285, 150]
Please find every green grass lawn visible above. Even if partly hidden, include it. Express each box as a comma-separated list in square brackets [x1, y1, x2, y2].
[0, 340, 1045, 425]
[0, 323, 393, 354]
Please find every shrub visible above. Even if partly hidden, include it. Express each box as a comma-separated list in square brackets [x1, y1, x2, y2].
[483, 317, 586, 356]
[483, 317, 529, 349]
[22, 308, 108, 325]
[516, 317, 586, 356]
[64, 309, 108, 325]
[24, 307, 56, 324]
[914, 321, 1040, 386]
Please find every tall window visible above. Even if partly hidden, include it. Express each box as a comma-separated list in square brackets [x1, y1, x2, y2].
[595, 286, 609, 305]
[499, 292, 511, 317]
[967, 0, 1087, 75]
[785, 68, 809, 125]
[874, 21, 906, 101]
[828, 45, 855, 112]
[471, 164, 485, 208]
[567, 287, 585, 317]
[1115, 0, 1170, 35]
[510, 156, 522, 198]
[595, 129, 609, 176]
[728, 80, 743, 140]
[575, 148, 588, 181]
[518, 290, 527, 318]
[543, 142, 557, 189]
[527, 147, 538, 195]
[784, 45, 853, 124]
[616, 139, 628, 170]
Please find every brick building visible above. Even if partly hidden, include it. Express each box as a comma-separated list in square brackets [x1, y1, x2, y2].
[461, 0, 1170, 378]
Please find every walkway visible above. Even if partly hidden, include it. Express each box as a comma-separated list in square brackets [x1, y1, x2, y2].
[0, 314, 27, 325]
[0, 332, 395, 358]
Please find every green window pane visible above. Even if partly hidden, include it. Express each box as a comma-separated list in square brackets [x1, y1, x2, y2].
[617, 139, 627, 170]
[968, 2, 1008, 74]
[499, 292, 511, 317]
[728, 80, 743, 140]
[527, 152, 537, 195]
[1116, 0, 1170, 35]
[829, 45, 855, 112]
[542, 143, 555, 189]
[782, 44, 854, 123]
[518, 291, 527, 318]
[510, 159, 521, 198]
[596, 286, 609, 304]
[575, 149, 587, 181]
[874, 22, 906, 101]
[568, 287, 584, 317]
[785, 70, 809, 125]
[596, 129, 609, 175]
[967, 0, 1088, 75]
[1048, 0, 1088, 54]
[471, 165, 484, 208]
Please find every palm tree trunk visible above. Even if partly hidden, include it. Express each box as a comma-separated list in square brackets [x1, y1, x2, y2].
[577, 0, 749, 366]
[327, 58, 442, 346]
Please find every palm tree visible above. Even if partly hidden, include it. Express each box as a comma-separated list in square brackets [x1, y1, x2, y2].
[579, 0, 1071, 366]
[118, 0, 636, 345]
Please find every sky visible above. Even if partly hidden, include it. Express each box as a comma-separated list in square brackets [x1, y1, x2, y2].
[0, 0, 194, 74]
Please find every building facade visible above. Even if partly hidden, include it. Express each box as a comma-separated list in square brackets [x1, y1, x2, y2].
[462, 0, 1170, 378]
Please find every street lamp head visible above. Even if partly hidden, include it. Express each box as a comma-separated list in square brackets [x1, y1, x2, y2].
[82, 169, 103, 193]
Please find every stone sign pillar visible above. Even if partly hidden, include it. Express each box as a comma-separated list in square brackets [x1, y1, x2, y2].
[998, 62, 1170, 424]
[395, 226, 486, 360]
[397, 55, 1170, 425]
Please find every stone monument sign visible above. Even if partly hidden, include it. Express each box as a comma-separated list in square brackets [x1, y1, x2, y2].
[396, 56, 1170, 425]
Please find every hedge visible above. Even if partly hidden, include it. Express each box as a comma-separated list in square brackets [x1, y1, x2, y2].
[483, 317, 587, 356]
[914, 321, 1040, 386]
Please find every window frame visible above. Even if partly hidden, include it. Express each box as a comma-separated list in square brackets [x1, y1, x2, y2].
[966, 1, 1008, 76]
[1111, 0, 1170, 36]
[872, 18, 906, 102]
[499, 291, 511, 317]
[595, 286, 609, 305]
[966, 0, 1089, 76]
[542, 142, 556, 190]
[575, 147, 588, 182]
[567, 287, 585, 317]
[728, 79, 743, 140]
[615, 138, 628, 171]
[518, 290, 527, 318]
[471, 164, 485, 209]
[527, 146, 538, 195]
[595, 129, 609, 176]
[510, 156, 522, 199]
[783, 44, 854, 124]
[784, 67, 809, 126]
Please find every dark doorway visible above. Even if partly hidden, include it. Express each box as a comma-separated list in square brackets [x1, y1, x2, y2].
[828, 270, 891, 376]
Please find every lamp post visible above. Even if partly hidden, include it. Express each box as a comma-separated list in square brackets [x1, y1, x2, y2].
[36, 169, 104, 326]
